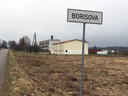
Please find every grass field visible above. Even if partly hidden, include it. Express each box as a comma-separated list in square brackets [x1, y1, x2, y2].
[2, 50, 128, 96]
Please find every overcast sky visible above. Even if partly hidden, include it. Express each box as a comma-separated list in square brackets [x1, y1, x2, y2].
[0, 0, 128, 47]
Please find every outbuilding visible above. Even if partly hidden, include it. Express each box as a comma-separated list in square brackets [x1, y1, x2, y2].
[52, 39, 89, 55]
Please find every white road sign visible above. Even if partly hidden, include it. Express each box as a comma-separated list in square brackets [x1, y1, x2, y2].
[67, 9, 103, 24]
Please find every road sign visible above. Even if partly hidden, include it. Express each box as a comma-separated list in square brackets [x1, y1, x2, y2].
[67, 8, 103, 96]
[67, 9, 103, 24]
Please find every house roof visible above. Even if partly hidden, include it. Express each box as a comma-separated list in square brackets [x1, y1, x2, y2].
[40, 39, 60, 43]
[52, 39, 89, 45]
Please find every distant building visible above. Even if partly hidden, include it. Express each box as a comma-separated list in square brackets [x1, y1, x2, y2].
[52, 39, 89, 55]
[97, 51, 108, 55]
[108, 50, 114, 54]
[102, 50, 109, 52]
[39, 35, 60, 51]
[89, 46, 100, 54]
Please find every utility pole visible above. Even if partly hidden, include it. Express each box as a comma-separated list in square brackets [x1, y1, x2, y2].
[31, 33, 37, 54]
[35, 33, 37, 54]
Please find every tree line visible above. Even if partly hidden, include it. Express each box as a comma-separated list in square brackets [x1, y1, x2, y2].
[0, 40, 8, 48]
[8, 36, 39, 53]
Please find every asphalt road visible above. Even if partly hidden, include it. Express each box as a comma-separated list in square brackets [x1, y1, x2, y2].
[0, 49, 8, 95]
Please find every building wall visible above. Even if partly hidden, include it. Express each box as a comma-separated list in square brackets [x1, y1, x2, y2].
[53, 43, 65, 54]
[39, 39, 60, 51]
[39, 40, 49, 51]
[52, 40, 88, 55]
[49, 40, 60, 51]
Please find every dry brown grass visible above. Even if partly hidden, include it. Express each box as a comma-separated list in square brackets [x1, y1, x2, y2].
[3, 51, 128, 96]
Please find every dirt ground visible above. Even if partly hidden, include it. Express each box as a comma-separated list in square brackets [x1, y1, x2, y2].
[4, 51, 128, 96]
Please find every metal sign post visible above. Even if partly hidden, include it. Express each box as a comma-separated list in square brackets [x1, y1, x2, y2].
[67, 9, 103, 96]
[80, 23, 86, 96]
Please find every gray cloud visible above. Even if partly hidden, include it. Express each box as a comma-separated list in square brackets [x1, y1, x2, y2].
[0, 0, 128, 47]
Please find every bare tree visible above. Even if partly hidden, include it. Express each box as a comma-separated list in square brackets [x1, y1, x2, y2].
[10, 41, 16, 50]
[19, 36, 31, 52]
[0, 40, 7, 48]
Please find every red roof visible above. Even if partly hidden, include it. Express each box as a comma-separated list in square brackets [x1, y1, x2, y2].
[52, 39, 89, 45]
